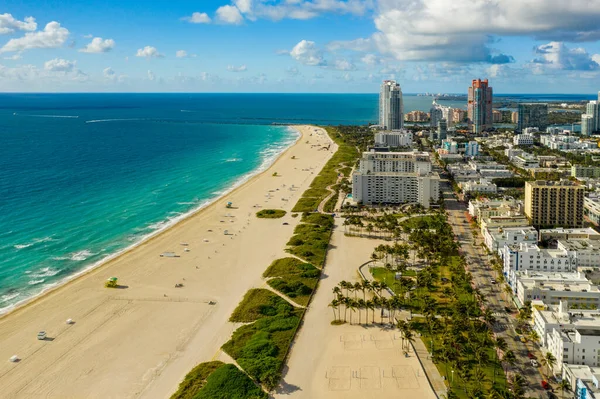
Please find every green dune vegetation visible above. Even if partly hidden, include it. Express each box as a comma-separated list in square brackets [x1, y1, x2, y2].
[255, 209, 287, 219]
[222, 288, 302, 389]
[263, 257, 320, 306]
[285, 212, 334, 266]
[170, 361, 267, 399]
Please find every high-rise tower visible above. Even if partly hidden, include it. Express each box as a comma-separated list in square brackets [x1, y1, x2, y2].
[467, 79, 493, 134]
[379, 80, 404, 130]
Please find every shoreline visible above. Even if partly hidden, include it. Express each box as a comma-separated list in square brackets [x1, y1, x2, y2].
[0, 124, 334, 398]
[0, 126, 301, 318]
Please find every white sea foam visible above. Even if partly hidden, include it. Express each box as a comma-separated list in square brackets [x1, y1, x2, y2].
[14, 236, 54, 250]
[30, 114, 79, 119]
[0, 125, 302, 316]
[0, 292, 20, 304]
[28, 279, 45, 285]
[70, 250, 95, 261]
[224, 158, 242, 162]
[30, 267, 60, 278]
[85, 118, 143, 124]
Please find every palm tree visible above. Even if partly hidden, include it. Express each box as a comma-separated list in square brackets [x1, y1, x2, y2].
[357, 299, 366, 324]
[503, 350, 516, 374]
[347, 299, 357, 324]
[541, 352, 557, 378]
[329, 299, 340, 322]
[366, 299, 375, 324]
[353, 282, 362, 299]
[558, 378, 571, 398]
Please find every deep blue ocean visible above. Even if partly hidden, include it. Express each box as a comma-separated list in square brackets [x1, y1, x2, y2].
[0, 93, 593, 312]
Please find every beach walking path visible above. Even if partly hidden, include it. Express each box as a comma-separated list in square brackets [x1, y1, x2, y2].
[274, 219, 437, 399]
[0, 125, 333, 399]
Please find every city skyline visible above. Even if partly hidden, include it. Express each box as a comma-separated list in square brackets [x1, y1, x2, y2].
[0, 0, 600, 93]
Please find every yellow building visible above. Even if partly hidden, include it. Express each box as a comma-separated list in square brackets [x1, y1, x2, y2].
[524, 181, 584, 228]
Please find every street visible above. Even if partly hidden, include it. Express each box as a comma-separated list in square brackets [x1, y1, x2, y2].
[436, 166, 548, 398]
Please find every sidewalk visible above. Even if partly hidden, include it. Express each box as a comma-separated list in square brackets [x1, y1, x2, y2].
[359, 263, 447, 398]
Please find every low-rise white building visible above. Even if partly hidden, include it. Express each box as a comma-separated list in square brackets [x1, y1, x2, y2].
[374, 130, 413, 148]
[468, 198, 523, 221]
[502, 243, 577, 287]
[513, 154, 540, 168]
[513, 271, 600, 308]
[540, 228, 600, 242]
[585, 195, 600, 226]
[532, 301, 600, 348]
[558, 240, 600, 271]
[562, 364, 600, 398]
[483, 226, 538, 255]
[513, 133, 535, 146]
[460, 178, 497, 194]
[548, 327, 600, 371]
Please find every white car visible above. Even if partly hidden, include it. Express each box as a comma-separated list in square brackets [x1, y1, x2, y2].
[531, 359, 539, 367]
[37, 331, 47, 340]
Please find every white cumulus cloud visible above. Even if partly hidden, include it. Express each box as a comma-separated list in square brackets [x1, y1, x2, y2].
[0, 14, 37, 34]
[333, 59, 355, 71]
[0, 21, 69, 53]
[147, 70, 156, 81]
[216, 5, 244, 24]
[290, 40, 327, 66]
[183, 12, 211, 24]
[175, 50, 197, 58]
[136, 46, 164, 58]
[44, 58, 75, 72]
[227, 64, 247, 72]
[532, 41, 600, 71]
[79, 37, 115, 53]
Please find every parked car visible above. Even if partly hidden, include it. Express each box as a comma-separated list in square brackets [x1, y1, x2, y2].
[37, 331, 47, 340]
[527, 352, 536, 359]
[490, 279, 497, 284]
[531, 359, 539, 367]
[541, 380, 550, 390]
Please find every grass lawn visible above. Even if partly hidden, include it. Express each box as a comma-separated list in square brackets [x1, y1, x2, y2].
[229, 289, 295, 323]
[413, 320, 507, 398]
[256, 209, 287, 219]
[263, 258, 320, 307]
[400, 215, 438, 229]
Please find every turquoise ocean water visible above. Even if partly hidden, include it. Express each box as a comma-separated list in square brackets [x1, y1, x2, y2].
[0, 93, 590, 313]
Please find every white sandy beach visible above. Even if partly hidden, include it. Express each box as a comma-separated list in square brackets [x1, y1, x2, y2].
[0, 125, 334, 399]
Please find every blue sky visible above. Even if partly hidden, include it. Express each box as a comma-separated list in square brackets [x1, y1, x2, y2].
[1, 0, 600, 93]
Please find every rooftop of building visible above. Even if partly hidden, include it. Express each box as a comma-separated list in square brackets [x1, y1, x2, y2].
[516, 271, 589, 283]
[504, 242, 570, 257]
[563, 364, 600, 383]
[488, 225, 537, 235]
[527, 180, 583, 188]
[558, 239, 600, 252]
[540, 227, 600, 236]
[354, 171, 441, 178]
[535, 305, 600, 328]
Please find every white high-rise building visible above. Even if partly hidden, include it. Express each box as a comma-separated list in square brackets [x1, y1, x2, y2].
[379, 80, 404, 130]
[352, 151, 440, 208]
[464, 141, 479, 157]
[582, 114, 595, 136]
[585, 100, 599, 133]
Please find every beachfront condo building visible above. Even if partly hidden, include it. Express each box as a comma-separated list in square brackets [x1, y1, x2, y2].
[517, 103, 549, 132]
[352, 151, 440, 208]
[524, 180, 585, 228]
[467, 78, 493, 134]
[379, 80, 404, 130]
